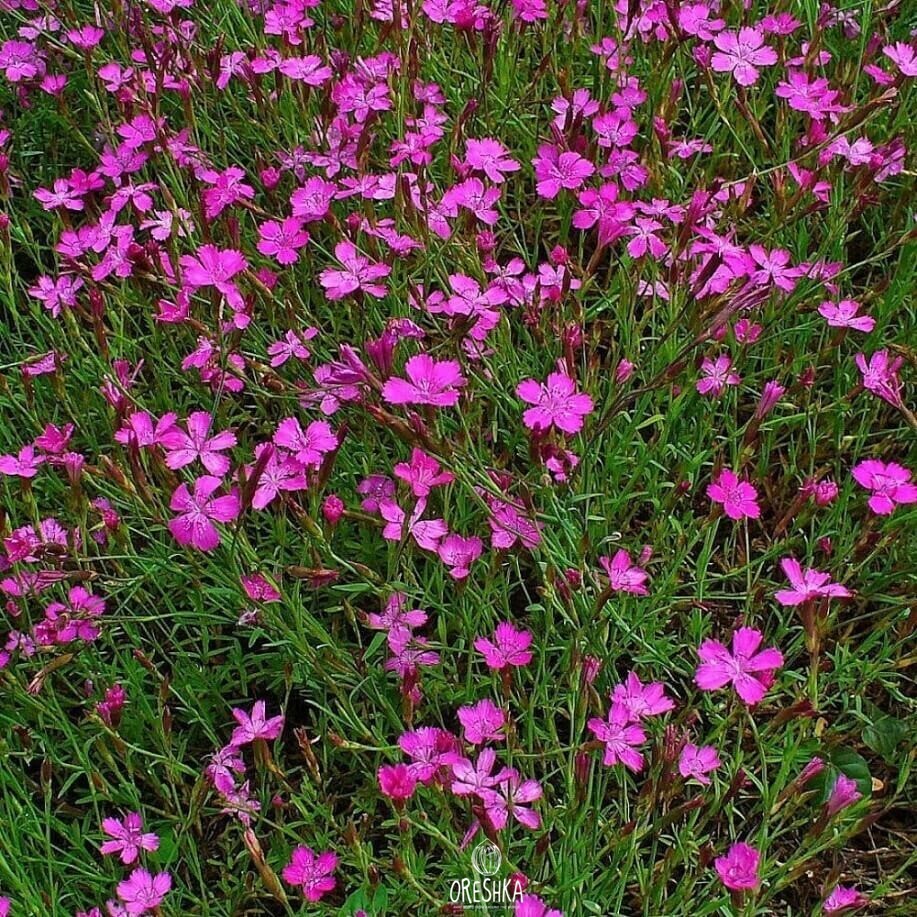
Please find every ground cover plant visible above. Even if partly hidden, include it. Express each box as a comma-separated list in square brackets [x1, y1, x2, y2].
[0, 0, 915, 913]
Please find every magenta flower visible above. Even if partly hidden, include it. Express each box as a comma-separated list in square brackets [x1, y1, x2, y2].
[678, 744, 722, 785]
[481, 770, 543, 830]
[851, 459, 917, 514]
[515, 895, 563, 917]
[0, 445, 45, 479]
[399, 727, 461, 783]
[366, 592, 429, 635]
[817, 300, 875, 333]
[710, 28, 778, 86]
[382, 354, 467, 407]
[282, 846, 338, 903]
[247, 444, 308, 510]
[696, 355, 741, 397]
[394, 448, 455, 497]
[457, 698, 506, 745]
[168, 476, 241, 552]
[825, 774, 862, 818]
[855, 350, 904, 408]
[100, 813, 159, 865]
[377, 763, 417, 801]
[319, 240, 390, 300]
[532, 144, 595, 199]
[695, 627, 783, 705]
[611, 672, 675, 721]
[116, 867, 172, 915]
[437, 533, 483, 580]
[179, 244, 248, 309]
[707, 468, 761, 520]
[465, 137, 520, 183]
[486, 495, 543, 550]
[588, 702, 647, 772]
[380, 498, 448, 551]
[475, 621, 534, 670]
[599, 549, 649, 596]
[774, 558, 852, 606]
[256, 217, 310, 265]
[273, 416, 338, 468]
[230, 700, 284, 745]
[516, 372, 594, 435]
[573, 183, 636, 246]
[451, 747, 513, 798]
[714, 842, 760, 891]
[160, 412, 237, 476]
[823, 885, 869, 913]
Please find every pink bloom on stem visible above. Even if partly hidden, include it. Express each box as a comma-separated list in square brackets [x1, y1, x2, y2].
[465, 137, 520, 183]
[475, 621, 534, 670]
[825, 774, 862, 818]
[230, 700, 284, 745]
[394, 448, 455, 497]
[378, 763, 417, 801]
[775, 558, 852, 606]
[883, 42, 917, 77]
[180, 245, 248, 309]
[480, 771, 543, 830]
[0, 445, 45, 479]
[611, 672, 674, 721]
[382, 354, 467, 407]
[256, 217, 310, 265]
[818, 300, 875, 333]
[710, 28, 778, 86]
[532, 144, 595, 199]
[116, 868, 172, 914]
[516, 372, 594, 435]
[695, 627, 783, 705]
[696, 355, 741, 397]
[437, 533, 483, 580]
[486, 496, 543, 550]
[168, 476, 240, 552]
[715, 842, 761, 890]
[282, 846, 338, 902]
[588, 702, 646, 771]
[274, 417, 337, 468]
[400, 727, 461, 784]
[366, 592, 428, 635]
[457, 698, 506, 745]
[100, 813, 159, 865]
[380, 498, 448, 551]
[855, 350, 904, 408]
[160, 412, 236, 476]
[678, 744, 721, 785]
[851, 459, 917, 515]
[707, 468, 761, 520]
[823, 885, 869, 914]
[515, 895, 562, 917]
[451, 747, 513, 797]
[319, 240, 390, 300]
[599, 549, 649, 595]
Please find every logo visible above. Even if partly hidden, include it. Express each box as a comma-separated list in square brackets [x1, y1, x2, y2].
[448, 842, 523, 910]
[471, 841, 501, 877]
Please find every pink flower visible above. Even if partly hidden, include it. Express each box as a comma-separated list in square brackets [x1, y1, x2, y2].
[696, 355, 741, 397]
[319, 240, 390, 300]
[168, 476, 240, 552]
[515, 895, 562, 917]
[273, 417, 338, 468]
[678, 744, 721, 785]
[0, 445, 45, 479]
[247, 444, 308, 510]
[180, 245, 248, 309]
[481, 770, 543, 830]
[532, 144, 595, 199]
[378, 763, 417, 801]
[366, 592, 428, 635]
[394, 448, 455, 496]
[774, 558, 852, 606]
[282, 846, 338, 902]
[451, 747, 513, 797]
[457, 698, 506, 745]
[851, 459, 917, 514]
[116, 867, 172, 914]
[437, 533, 483, 580]
[160, 412, 237, 476]
[855, 350, 904, 408]
[268, 327, 317, 367]
[707, 468, 761, 520]
[883, 42, 917, 77]
[100, 813, 159, 865]
[400, 727, 461, 783]
[573, 183, 636, 246]
[825, 774, 862, 818]
[611, 672, 675, 721]
[380, 498, 448, 551]
[710, 28, 778, 86]
[465, 137, 520, 183]
[599, 549, 649, 595]
[475, 621, 534, 670]
[382, 354, 467, 407]
[256, 217, 310, 265]
[715, 842, 760, 890]
[486, 496, 543, 550]
[823, 885, 869, 913]
[588, 702, 646, 771]
[516, 372, 594, 435]
[695, 627, 783, 705]
[230, 700, 284, 745]
[818, 300, 875, 332]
